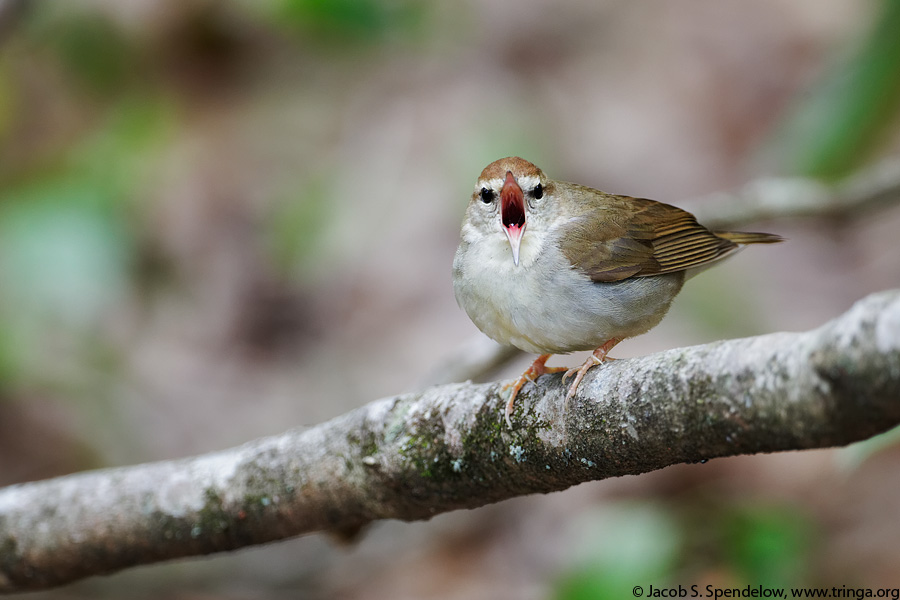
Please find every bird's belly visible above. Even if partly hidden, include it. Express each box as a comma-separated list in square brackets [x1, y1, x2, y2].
[454, 245, 684, 354]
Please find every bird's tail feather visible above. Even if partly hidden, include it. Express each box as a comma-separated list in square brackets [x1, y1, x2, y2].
[714, 231, 784, 245]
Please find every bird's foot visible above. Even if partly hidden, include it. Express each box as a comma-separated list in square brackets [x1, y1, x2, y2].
[562, 338, 622, 403]
[502, 354, 566, 427]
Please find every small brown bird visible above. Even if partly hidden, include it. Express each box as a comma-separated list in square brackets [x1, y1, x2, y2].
[452, 157, 782, 427]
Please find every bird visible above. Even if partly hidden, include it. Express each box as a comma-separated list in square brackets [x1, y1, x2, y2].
[452, 157, 783, 427]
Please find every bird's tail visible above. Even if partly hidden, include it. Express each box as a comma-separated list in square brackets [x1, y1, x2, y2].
[714, 231, 784, 245]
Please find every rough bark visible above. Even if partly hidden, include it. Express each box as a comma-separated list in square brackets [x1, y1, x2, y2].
[1, 290, 899, 593]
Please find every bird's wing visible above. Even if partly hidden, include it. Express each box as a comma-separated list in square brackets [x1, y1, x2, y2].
[558, 194, 738, 283]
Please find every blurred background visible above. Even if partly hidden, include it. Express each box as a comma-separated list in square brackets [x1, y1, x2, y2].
[1, 0, 900, 597]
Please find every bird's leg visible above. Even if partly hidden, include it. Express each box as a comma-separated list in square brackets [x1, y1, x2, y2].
[562, 338, 622, 402]
[502, 354, 566, 427]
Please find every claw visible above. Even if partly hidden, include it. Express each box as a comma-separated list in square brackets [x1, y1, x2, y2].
[564, 338, 622, 404]
[502, 354, 566, 427]
[500, 339, 623, 426]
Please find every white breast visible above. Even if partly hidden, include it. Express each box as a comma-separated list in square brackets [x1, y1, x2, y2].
[452, 224, 683, 355]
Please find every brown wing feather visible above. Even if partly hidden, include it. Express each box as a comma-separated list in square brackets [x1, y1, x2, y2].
[559, 194, 739, 283]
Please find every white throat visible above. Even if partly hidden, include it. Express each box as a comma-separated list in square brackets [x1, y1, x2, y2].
[462, 218, 549, 270]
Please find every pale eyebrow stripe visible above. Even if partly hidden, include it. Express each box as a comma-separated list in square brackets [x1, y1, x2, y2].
[476, 177, 506, 191]
[517, 175, 541, 189]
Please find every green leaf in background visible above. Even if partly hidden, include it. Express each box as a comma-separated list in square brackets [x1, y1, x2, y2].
[0, 96, 173, 390]
[555, 503, 681, 600]
[0, 194, 129, 390]
[0, 199, 128, 326]
[773, 0, 900, 180]
[71, 98, 176, 212]
[723, 504, 814, 588]
[268, 0, 426, 42]
[0, 96, 172, 322]
[25, 6, 137, 96]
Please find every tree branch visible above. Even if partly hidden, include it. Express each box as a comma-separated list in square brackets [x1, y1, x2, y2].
[693, 156, 900, 230]
[421, 335, 522, 386]
[1, 290, 899, 593]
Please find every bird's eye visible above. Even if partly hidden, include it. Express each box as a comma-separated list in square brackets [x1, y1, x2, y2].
[480, 187, 494, 203]
[533, 183, 543, 199]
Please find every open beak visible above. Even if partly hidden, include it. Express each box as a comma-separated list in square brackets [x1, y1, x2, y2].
[500, 171, 526, 266]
